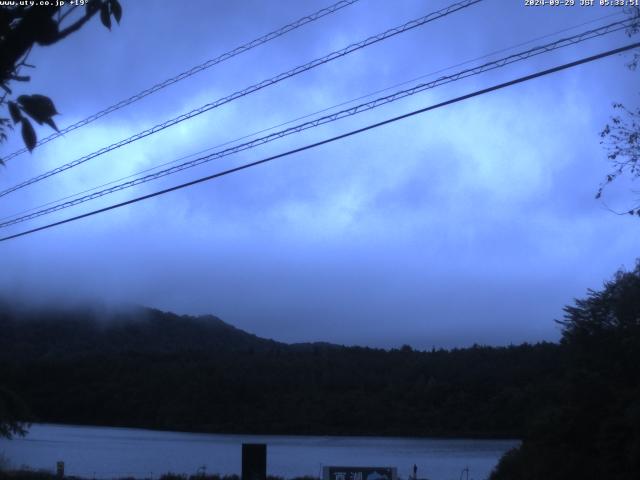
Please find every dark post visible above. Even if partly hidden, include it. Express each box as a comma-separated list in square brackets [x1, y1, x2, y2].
[241, 443, 266, 480]
[56, 461, 64, 478]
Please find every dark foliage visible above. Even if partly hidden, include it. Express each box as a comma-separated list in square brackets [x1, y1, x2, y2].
[0, 0, 122, 159]
[0, 386, 30, 438]
[0, 303, 561, 439]
[598, 102, 640, 216]
[490, 261, 640, 480]
[597, 7, 640, 214]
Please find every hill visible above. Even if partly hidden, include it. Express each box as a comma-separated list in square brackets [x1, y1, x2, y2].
[0, 302, 561, 438]
[0, 302, 285, 359]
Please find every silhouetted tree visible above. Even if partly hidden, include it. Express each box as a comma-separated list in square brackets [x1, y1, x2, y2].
[597, 7, 640, 215]
[0, 0, 122, 162]
[0, 387, 29, 439]
[491, 260, 640, 480]
[0, 0, 122, 436]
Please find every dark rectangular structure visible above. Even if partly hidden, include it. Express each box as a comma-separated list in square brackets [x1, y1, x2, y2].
[242, 443, 266, 480]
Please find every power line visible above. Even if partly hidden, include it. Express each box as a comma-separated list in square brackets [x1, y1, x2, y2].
[1, 0, 361, 162]
[2, 41, 637, 243]
[0, 11, 624, 225]
[0, 17, 632, 229]
[0, 0, 483, 199]
[2, 8, 622, 225]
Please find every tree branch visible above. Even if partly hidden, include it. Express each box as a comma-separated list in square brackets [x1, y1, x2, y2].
[53, 5, 101, 43]
[57, 5, 78, 25]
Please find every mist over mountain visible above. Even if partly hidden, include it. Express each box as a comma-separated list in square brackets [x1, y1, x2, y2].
[0, 301, 287, 358]
[0, 300, 561, 438]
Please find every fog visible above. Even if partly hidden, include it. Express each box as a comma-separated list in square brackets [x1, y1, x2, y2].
[1, 0, 638, 348]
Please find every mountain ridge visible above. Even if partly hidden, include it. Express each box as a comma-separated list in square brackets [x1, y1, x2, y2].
[0, 302, 342, 358]
[0, 300, 562, 439]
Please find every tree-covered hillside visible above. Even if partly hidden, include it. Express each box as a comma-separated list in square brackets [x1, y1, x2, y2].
[0, 303, 561, 438]
[491, 261, 640, 480]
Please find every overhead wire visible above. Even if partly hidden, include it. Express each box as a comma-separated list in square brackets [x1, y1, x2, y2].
[1, 41, 638, 243]
[0, 0, 362, 162]
[0, 0, 484, 198]
[3, 7, 624, 218]
[8, 8, 626, 220]
[2, 7, 623, 224]
[0, 17, 633, 229]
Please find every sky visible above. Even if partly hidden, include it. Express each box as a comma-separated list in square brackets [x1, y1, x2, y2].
[0, 0, 638, 349]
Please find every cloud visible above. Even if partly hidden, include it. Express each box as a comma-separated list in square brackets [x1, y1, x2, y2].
[1, 0, 639, 349]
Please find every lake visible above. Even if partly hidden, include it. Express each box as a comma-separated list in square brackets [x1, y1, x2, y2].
[0, 424, 519, 480]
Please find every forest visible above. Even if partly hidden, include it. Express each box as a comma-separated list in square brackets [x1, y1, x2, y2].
[0, 302, 561, 439]
[489, 261, 640, 480]
[0, 261, 638, 479]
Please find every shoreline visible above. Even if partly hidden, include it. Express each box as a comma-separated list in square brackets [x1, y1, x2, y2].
[15, 422, 522, 442]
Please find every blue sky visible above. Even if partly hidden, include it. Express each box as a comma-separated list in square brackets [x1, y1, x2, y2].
[0, 0, 638, 348]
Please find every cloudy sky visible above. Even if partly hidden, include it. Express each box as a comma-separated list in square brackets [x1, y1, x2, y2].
[0, 0, 638, 348]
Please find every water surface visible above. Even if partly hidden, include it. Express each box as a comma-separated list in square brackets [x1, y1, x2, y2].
[0, 424, 518, 480]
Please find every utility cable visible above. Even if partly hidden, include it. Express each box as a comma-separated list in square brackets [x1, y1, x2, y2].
[0, 18, 632, 229]
[1, 7, 622, 224]
[1, 0, 361, 162]
[1, 41, 637, 243]
[0, 0, 483, 198]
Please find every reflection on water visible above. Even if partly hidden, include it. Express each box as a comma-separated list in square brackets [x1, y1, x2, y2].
[0, 424, 519, 480]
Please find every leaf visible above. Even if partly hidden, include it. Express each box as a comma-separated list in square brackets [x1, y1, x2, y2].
[34, 16, 59, 46]
[100, 3, 111, 30]
[7, 101, 22, 124]
[17, 94, 58, 126]
[43, 117, 59, 132]
[21, 118, 36, 152]
[0, 158, 4, 167]
[110, 0, 122, 24]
